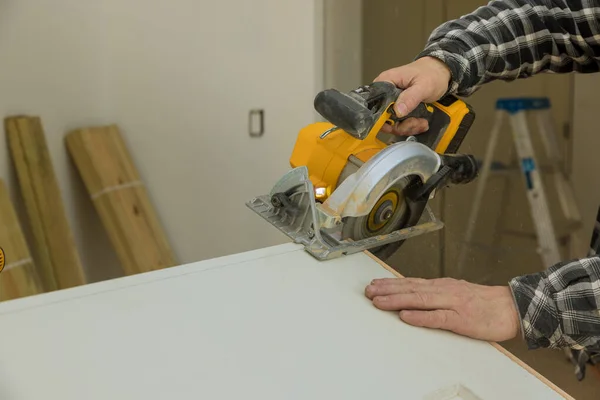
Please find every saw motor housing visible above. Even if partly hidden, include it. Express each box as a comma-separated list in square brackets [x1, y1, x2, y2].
[246, 81, 478, 261]
[290, 81, 475, 204]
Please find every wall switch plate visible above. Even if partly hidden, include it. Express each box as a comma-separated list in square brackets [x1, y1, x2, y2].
[249, 109, 264, 137]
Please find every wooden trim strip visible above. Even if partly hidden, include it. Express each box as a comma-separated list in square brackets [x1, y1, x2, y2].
[364, 251, 575, 400]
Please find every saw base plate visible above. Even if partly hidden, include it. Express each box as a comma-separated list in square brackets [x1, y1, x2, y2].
[245, 167, 444, 261]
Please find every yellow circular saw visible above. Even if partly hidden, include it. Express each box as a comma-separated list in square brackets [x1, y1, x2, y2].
[246, 81, 478, 261]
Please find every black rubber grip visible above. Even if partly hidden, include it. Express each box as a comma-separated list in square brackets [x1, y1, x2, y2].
[408, 106, 450, 150]
[403, 102, 434, 123]
[314, 89, 373, 136]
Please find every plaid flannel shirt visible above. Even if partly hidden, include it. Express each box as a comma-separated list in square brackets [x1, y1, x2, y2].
[416, 0, 600, 380]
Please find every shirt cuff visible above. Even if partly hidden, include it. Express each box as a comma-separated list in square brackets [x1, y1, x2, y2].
[508, 272, 561, 350]
[508, 257, 600, 351]
[508, 284, 526, 342]
[414, 42, 469, 96]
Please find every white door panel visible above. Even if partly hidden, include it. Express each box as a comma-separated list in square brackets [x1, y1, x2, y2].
[0, 244, 567, 399]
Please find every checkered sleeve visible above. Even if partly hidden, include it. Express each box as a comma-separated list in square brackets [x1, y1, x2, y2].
[415, 0, 600, 96]
[508, 257, 600, 350]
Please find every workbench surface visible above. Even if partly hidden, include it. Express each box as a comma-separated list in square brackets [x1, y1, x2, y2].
[0, 243, 568, 399]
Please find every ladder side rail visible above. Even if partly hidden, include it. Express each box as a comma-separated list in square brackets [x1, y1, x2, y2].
[535, 110, 582, 223]
[508, 110, 563, 267]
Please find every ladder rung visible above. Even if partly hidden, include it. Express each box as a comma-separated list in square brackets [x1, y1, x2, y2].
[476, 160, 558, 174]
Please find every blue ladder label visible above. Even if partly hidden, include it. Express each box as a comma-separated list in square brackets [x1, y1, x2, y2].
[496, 97, 551, 114]
[521, 157, 535, 189]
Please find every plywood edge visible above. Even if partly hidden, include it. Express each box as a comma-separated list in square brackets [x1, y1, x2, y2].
[363, 251, 575, 400]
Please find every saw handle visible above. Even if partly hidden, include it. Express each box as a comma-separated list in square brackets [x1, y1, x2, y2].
[313, 88, 376, 137]
[314, 81, 437, 139]
[389, 101, 434, 124]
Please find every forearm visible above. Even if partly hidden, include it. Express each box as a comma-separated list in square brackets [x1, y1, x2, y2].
[508, 256, 600, 350]
[416, 0, 600, 96]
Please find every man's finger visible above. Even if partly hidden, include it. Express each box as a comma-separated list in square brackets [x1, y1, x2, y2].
[390, 118, 429, 136]
[380, 123, 393, 133]
[399, 309, 461, 331]
[374, 68, 412, 87]
[371, 277, 457, 287]
[370, 277, 430, 286]
[365, 280, 437, 299]
[395, 86, 428, 117]
[371, 291, 457, 311]
[366, 278, 433, 293]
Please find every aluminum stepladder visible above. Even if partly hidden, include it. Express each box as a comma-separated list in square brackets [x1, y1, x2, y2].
[456, 97, 581, 277]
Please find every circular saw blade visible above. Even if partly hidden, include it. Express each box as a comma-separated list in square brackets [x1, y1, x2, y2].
[341, 177, 412, 258]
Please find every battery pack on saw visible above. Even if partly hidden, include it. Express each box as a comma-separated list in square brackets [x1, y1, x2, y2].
[246, 81, 478, 261]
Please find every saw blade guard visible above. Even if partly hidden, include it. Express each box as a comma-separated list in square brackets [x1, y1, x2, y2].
[245, 165, 443, 261]
[320, 139, 441, 219]
[245, 139, 448, 261]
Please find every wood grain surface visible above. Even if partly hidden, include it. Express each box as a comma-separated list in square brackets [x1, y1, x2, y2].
[65, 124, 177, 276]
[5, 116, 85, 291]
[0, 179, 43, 301]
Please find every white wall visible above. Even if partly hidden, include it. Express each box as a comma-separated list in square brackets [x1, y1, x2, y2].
[323, 0, 362, 91]
[0, 1, 121, 281]
[0, 1, 325, 282]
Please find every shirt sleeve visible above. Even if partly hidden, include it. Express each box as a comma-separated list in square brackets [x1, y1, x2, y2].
[415, 0, 600, 96]
[508, 256, 600, 350]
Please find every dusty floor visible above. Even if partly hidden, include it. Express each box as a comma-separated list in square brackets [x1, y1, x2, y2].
[468, 233, 600, 399]
[499, 338, 600, 399]
[386, 228, 600, 398]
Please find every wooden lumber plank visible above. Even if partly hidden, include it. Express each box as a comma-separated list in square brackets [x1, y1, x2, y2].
[65, 124, 176, 275]
[5, 116, 86, 291]
[0, 179, 44, 301]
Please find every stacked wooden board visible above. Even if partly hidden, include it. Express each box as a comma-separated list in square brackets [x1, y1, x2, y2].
[0, 116, 176, 301]
[65, 125, 177, 275]
[0, 179, 44, 301]
[5, 116, 85, 291]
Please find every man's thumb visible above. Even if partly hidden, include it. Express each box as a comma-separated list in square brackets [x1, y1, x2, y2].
[394, 86, 427, 118]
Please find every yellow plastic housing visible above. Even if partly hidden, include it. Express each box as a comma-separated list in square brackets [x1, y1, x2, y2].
[289, 119, 388, 202]
[289, 98, 472, 202]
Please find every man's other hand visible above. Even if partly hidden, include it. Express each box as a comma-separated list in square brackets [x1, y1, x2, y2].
[364, 277, 520, 343]
[374, 56, 452, 136]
